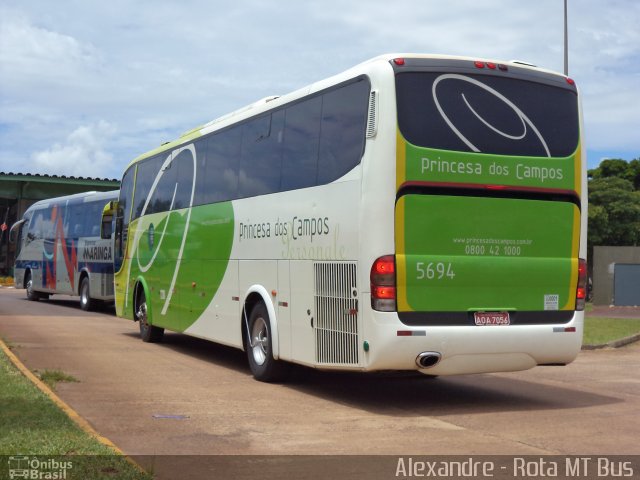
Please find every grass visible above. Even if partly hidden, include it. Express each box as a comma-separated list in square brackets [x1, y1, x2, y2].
[0, 276, 13, 286]
[36, 369, 79, 390]
[583, 317, 640, 346]
[0, 346, 151, 479]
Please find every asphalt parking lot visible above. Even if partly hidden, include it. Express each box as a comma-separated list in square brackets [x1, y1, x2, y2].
[1, 287, 639, 478]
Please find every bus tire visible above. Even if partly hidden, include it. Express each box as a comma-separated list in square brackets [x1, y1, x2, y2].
[25, 272, 39, 302]
[136, 290, 164, 343]
[246, 302, 289, 382]
[79, 277, 93, 311]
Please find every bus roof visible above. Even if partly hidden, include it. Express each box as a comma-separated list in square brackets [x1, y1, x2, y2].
[25, 190, 119, 214]
[125, 53, 571, 170]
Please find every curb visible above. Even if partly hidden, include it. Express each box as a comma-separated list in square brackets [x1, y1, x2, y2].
[582, 332, 640, 350]
[0, 337, 146, 474]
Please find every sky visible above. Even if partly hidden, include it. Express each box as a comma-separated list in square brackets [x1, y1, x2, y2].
[0, 0, 638, 180]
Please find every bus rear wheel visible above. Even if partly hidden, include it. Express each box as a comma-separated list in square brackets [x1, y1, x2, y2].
[136, 290, 164, 343]
[246, 303, 288, 382]
[79, 277, 93, 311]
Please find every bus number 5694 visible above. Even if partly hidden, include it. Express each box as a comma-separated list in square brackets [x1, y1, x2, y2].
[416, 262, 456, 280]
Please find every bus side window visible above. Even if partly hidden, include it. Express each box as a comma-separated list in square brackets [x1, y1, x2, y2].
[239, 111, 284, 198]
[318, 80, 369, 184]
[196, 128, 241, 205]
[133, 156, 163, 219]
[67, 204, 85, 238]
[56, 204, 68, 239]
[27, 212, 44, 242]
[173, 149, 195, 209]
[88, 201, 101, 237]
[281, 96, 322, 191]
[147, 152, 178, 213]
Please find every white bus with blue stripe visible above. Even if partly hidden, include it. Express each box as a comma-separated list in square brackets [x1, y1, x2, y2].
[11, 190, 118, 310]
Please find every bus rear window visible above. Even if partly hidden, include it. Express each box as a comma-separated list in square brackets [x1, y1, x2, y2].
[396, 72, 579, 158]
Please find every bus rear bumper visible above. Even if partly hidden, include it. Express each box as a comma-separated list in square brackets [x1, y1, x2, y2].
[362, 311, 584, 375]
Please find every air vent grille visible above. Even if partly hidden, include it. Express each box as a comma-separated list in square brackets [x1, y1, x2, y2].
[366, 90, 378, 138]
[314, 262, 359, 365]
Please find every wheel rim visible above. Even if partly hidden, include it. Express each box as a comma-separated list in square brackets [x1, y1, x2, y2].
[250, 316, 269, 366]
[26, 277, 33, 297]
[136, 301, 148, 328]
[81, 282, 89, 305]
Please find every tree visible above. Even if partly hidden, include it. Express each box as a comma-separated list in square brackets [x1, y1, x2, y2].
[587, 158, 640, 253]
[588, 158, 629, 180]
[628, 159, 640, 190]
[588, 157, 640, 189]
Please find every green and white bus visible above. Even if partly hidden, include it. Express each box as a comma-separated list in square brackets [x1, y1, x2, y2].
[112, 54, 587, 381]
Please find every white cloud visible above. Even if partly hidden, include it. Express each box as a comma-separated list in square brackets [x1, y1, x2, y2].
[31, 121, 117, 178]
[0, 12, 101, 90]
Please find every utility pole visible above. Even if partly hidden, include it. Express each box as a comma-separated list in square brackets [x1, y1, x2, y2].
[564, 0, 569, 75]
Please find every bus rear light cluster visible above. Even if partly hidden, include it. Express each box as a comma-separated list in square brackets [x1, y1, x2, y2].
[474, 61, 508, 71]
[576, 258, 587, 311]
[371, 255, 396, 312]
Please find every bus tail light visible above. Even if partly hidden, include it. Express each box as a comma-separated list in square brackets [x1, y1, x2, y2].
[576, 258, 587, 311]
[371, 255, 396, 312]
[474, 60, 508, 71]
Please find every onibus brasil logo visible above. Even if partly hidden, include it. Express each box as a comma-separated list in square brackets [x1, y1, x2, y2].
[7, 456, 73, 479]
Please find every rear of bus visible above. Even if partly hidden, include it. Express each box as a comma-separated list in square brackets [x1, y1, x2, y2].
[370, 56, 586, 375]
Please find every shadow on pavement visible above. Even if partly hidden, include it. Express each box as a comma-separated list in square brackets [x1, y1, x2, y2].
[142, 332, 622, 419]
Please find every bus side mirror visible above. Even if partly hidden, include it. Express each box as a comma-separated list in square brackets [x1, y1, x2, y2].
[101, 201, 117, 239]
[8, 219, 26, 244]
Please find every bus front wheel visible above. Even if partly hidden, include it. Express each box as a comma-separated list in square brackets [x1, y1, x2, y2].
[25, 272, 39, 301]
[246, 303, 288, 382]
[136, 290, 164, 343]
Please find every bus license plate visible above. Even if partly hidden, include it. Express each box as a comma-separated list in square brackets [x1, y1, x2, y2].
[474, 311, 510, 326]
